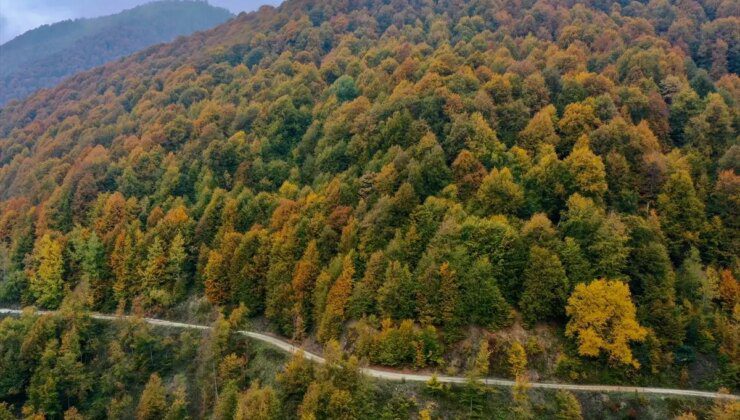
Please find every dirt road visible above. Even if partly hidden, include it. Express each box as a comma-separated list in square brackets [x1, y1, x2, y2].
[1, 308, 736, 400]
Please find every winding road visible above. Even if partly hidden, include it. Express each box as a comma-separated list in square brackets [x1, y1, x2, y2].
[1, 308, 737, 401]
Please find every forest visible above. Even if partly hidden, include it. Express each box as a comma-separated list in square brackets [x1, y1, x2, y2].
[0, 0, 738, 418]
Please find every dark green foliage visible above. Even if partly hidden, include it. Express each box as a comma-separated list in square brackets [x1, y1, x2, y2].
[519, 246, 569, 326]
[378, 261, 417, 320]
[332, 76, 359, 102]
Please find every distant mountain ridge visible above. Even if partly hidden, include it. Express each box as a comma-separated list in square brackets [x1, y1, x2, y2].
[0, 0, 233, 105]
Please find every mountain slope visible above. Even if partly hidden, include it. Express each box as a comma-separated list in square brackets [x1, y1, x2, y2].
[0, 0, 738, 416]
[0, 0, 233, 105]
[2, 307, 737, 400]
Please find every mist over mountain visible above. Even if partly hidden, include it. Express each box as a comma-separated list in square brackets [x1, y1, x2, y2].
[0, 0, 234, 105]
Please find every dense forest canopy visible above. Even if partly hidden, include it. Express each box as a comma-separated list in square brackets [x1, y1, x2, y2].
[0, 0, 233, 105]
[0, 0, 738, 417]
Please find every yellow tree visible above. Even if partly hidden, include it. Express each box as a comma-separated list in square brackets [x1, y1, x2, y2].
[507, 341, 527, 378]
[564, 136, 607, 201]
[518, 104, 560, 154]
[508, 341, 532, 418]
[234, 381, 281, 420]
[565, 279, 647, 367]
[204, 250, 228, 305]
[555, 390, 583, 420]
[438, 262, 461, 332]
[141, 237, 166, 298]
[465, 112, 504, 165]
[709, 393, 740, 420]
[29, 234, 65, 309]
[136, 373, 167, 420]
[317, 255, 354, 343]
[558, 103, 600, 154]
[291, 241, 320, 339]
[111, 229, 138, 305]
[472, 167, 524, 216]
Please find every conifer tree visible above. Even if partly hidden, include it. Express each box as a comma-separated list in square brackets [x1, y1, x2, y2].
[83, 231, 107, 304]
[378, 260, 417, 321]
[276, 350, 314, 405]
[508, 341, 532, 419]
[560, 237, 592, 285]
[26, 339, 61, 418]
[466, 112, 504, 166]
[213, 380, 239, 420]
[507, 341, 527, 378]
[626, 221, 683, 347]
[111, 230, 138, 305]
[204, 250, 229, 305]
[470, 339, 491, 381]
[348, 251, 385, 318]
[142, 238, 167, 293]
[554, 390, 583, 420]
[136, 373, 167, 420]
[291, 241, 320, 338]
[519, 246, 569, 326]
[29, 234, 65, 309]
[233, 229, 270, 315]
[166, 232, 188, 300]
[438, 262, 462, 334]
[164, 377, 189, 420]
[524, 145, 570, 217]
[464, 339, 491, 418]
[676, 247, 704, 305]
[589, 213, 629, 279]
[459, 256, 511, 328]
[56, 327, 91, 409]
[657, 170, 705, 261]
[317, 255, 354, 343]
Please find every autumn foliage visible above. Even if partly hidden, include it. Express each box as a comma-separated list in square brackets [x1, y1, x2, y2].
[566, 279, 648, 367]
[0, 1, 737, 415]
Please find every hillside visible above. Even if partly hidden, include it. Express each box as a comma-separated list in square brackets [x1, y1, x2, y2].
[0, 0, 738, 417]
[4, 309, 730, 420]
[0, 0, 233, 105]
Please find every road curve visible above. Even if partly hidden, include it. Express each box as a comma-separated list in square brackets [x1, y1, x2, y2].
[1, 308, 736, 401]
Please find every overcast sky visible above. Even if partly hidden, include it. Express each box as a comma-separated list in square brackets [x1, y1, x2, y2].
[0, 0, 281, 44]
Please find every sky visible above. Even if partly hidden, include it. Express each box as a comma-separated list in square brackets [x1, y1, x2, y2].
[0, 0, 281, 44]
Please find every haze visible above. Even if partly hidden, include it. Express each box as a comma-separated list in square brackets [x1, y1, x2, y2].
[0, 0, 281, 44]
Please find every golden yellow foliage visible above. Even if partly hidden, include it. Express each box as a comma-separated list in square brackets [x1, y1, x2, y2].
[565, 279, 647, 367]
[508, 341, 527, 378]
[710, 394, 740, 420]
[317, 255, 354, 343]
